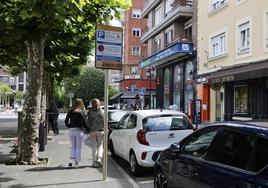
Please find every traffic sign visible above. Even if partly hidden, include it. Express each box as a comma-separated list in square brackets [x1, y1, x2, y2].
[95, 25, 123, 70]
[139, 88, 145, 96]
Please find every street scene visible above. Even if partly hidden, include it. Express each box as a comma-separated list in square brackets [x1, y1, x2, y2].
[1, 0, 268, 187]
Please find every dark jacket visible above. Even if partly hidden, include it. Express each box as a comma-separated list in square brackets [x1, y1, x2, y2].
[65, 109, 89, 132]
[47, 103, 59, 119]
[87, 107, 104, 132]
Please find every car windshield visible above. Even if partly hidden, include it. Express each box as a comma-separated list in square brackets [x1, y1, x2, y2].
[108, 111, 127, 122]
[142, 115, 192, 131]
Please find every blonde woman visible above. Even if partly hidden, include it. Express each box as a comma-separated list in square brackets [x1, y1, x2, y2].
[87, 98, 104, 168]
[65, 99, 88, 167]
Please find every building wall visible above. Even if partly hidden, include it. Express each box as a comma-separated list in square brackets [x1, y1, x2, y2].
[198, 0, 268, 75]
[198, 0, 268, 121]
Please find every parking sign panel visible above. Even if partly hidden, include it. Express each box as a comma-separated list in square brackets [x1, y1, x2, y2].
[96, 25, 123, 70]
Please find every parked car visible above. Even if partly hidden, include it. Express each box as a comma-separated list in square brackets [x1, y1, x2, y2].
[154, 122, 268, 188]
[108, 110, 128, 138]
[109, 109, 194, 176]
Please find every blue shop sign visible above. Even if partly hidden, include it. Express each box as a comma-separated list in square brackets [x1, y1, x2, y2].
[139, 42, 193, 69]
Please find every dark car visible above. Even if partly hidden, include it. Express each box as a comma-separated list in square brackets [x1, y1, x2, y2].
[154, 122, 268, 188]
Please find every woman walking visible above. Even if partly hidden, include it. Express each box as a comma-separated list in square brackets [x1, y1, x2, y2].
[88, 98, 104, 168]
[65, 99, 88, 167]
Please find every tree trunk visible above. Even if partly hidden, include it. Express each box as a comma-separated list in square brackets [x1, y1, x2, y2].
[16, 38, 45, 165]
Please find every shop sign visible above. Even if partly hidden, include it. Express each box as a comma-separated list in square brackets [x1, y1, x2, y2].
[210, 75, 234, 84]
[139, 42, 193, 69]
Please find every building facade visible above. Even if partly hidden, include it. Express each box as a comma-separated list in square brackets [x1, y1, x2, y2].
[198, 0, 268, 122]
[139, 0, 197, 118]
[118, 0, 156, 109]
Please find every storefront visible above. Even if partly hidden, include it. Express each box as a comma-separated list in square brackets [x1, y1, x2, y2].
[208, 60, 268, 121]
[139, 42, 194, 112]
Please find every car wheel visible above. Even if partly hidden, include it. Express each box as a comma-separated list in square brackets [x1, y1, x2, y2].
[109, 141, 117, 159]
[154, 168, 168, 188]
[129, 151, 141, 176]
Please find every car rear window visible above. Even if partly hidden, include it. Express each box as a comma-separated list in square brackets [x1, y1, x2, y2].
[142, 115, 192, 131]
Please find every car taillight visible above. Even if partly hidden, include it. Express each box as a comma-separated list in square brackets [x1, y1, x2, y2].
[141, 152, 147, 160]
[137, 129, 149, 146]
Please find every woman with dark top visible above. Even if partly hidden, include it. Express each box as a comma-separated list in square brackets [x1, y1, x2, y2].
[65, 99, 88, 167]
[87, 98, 104, 168]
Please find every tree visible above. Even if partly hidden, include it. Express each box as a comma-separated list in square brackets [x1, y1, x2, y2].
[0, 0, 131, 164]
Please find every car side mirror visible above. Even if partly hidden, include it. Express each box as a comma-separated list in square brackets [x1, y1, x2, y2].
[170, 143, 180, 150]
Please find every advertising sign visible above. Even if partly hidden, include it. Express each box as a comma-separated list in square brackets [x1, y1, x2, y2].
[96, 25, 123, 70]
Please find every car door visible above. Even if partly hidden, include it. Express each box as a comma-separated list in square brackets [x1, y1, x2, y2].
[112, 114, 130, 156]
[202, 128, 258, 188]
[121, 114, 137, 158]
[166, 126, 222, 188]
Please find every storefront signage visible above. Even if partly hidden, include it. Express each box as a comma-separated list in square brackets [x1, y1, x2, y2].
[96, 25, 123, 70]
[210, 75, 235, 84]
[139, 42, 193, 69]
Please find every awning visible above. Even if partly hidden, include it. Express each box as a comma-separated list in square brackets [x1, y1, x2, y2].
[109, 92, 123, 100]
[208, 60, 268, 84]
[120, 92, 140, 99]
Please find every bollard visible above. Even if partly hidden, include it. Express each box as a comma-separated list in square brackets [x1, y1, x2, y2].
[39, 121, 46, 152]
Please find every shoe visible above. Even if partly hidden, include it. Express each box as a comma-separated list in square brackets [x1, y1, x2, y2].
[92, 161, 99, 168]
[97, 161, 103, 168]
[74, 162, 80, 168]
[68, 162, 73, 167]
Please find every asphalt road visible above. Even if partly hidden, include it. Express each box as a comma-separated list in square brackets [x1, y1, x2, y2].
[0, 112, 154, 188]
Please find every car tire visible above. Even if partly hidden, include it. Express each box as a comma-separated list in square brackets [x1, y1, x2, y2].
[129, 151, 142, 176]
[109, 141, 117, 159]
[154, 168, 168, 188]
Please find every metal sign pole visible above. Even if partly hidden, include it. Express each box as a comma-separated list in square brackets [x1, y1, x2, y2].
[103, 69, 109, 181]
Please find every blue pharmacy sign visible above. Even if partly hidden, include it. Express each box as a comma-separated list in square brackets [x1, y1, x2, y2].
[139, 42, 193, 69]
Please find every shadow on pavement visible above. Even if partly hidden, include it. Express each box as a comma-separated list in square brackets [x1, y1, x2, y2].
[24, 165, 91, 172]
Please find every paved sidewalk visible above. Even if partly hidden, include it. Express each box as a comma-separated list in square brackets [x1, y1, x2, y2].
[0, 130, 140, 188]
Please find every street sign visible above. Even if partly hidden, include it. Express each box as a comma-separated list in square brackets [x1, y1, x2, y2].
[95, 25, 123, 70]
[138, 88, 145, 96]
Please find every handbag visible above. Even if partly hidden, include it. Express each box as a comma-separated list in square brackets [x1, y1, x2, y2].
[83, 134, 92, 147]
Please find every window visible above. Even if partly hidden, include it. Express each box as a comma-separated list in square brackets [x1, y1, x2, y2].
[18, 73, 24, 82]
[131, 66, 138, 75]
[211, 0, 226, 11]
[117, 114, 130, 129]
[132, 9, 141, 19]
[154, 35, 162, 52]
[238, 21, 250, 54]
[185, 25, 192, 41]
[18, 84, 24, 91]
[165, 0, 173, 15]
[132, 46, 140, 56]
[127, 114, 137, 129]
[211, 32, 226, 57]
[265, 12, 268, 49]
[206, 129, 255, 171]
[142, 115, 192, 132]
[234, 85, 248, 114]
[154, 5, 163, 26]
[165, 30, 173, 47]
[180, 126, 221, 158]
[132, 28, 141, 37]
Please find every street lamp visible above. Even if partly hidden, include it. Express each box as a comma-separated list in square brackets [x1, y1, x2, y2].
[146, 66, 155, 109]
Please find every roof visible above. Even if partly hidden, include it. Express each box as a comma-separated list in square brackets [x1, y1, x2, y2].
[130, 109, 187, 118]
[120, 91, 139, 99]
[109, 92, 123, 100]
[208, 122, 268, 138]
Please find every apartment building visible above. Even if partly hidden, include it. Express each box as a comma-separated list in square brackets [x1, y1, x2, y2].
[198, 0, 268, 122]
[139, 0, 197, 115]
[118, 0, 156, 109]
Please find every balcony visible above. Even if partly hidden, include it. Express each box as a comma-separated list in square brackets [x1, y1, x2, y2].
[141, 0, 193, 43]
[142, 0, 161, 18]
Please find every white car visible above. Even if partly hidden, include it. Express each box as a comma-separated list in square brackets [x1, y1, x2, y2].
[109, 109, 194, 176]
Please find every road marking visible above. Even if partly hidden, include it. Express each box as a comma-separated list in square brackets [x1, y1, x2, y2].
[109, 155, 141, 188]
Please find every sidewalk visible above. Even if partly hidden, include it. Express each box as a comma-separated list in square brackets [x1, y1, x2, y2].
[0, 130, 140, 188]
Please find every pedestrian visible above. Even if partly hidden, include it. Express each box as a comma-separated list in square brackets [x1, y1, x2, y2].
[47, 102, 59, 135]
[133, 104, 139, 110]
[65, 98, 88, 167]
[87, 98, 104, 168]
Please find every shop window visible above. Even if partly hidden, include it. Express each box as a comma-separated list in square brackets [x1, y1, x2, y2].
[185, 61, 194, 115]
[163, 68, 170, 109]
[173, 65, 182, 109]
[234, 85, 248, 114]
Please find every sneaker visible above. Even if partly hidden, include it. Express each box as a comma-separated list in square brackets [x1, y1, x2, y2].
[92, 161, 99, 168]
[96, 161, 103, 168]
[74, 162, 80, 168]
[68, 162, 73, 167]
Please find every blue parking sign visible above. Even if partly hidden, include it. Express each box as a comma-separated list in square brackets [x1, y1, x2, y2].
[98, 30, 105, 38]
